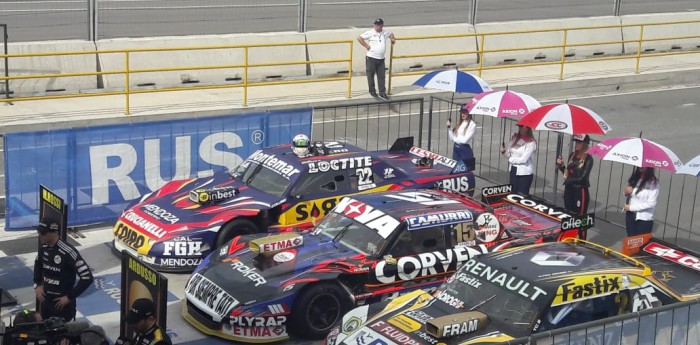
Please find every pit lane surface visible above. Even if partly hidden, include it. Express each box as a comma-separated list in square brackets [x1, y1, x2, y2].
[1, 86, 699, 344]
[1, 0, 698, 41]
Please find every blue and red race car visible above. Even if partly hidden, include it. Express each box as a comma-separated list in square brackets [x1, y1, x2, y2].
[112, 138, 476, 272]
[180, 188, 586, 343]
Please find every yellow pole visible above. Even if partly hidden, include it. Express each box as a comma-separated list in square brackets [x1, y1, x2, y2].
[387, 41, 394, 95]
[125, 51, 130, 115]
[635, 25, 645, 74]
[559, 29, 568, 80]
[478, 34, 485, 77]
[244, 47, 248, 107]
[348, 41, 353, 98]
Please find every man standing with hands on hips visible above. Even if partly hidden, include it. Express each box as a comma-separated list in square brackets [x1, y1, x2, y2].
[358, 18, 395, 101]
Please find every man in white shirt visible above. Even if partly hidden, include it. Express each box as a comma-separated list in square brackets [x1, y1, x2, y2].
[357, 18, 395, 101]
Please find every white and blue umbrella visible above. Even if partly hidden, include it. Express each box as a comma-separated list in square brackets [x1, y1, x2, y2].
[413, 69, 493, 94]
[678, 154, 700, 176]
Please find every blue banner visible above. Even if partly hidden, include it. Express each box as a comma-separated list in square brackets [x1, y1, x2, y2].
[4, 109, 312, 229]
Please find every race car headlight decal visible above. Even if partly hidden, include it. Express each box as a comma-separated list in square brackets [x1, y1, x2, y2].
[139, 191, 154, 203]
[196, 243, 211, 256]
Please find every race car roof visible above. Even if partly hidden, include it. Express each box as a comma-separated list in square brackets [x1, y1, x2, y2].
[480, 240, 650, 291]
[349, 189, 489, 225]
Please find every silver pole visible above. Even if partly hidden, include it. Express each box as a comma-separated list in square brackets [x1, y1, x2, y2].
[469, 0, 479, 25]
[613, 0, 622, 16]
[88, 0, 94, 41]
[94, 0, 99, 40]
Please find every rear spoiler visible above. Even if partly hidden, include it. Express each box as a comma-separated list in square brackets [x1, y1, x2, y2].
[624, 236, 700, 274]
[480, 184, 512, 204]
[388, 137, 415, 153]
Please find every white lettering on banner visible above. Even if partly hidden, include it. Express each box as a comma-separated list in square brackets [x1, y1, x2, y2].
[436, 176, 471, 193]
[409, 147, 457, 168]
[506, 194, 571, 220]
[374, 246, 486, 284]
[159, 258, 203, 267]
[230, 316, 287, 327]
[442, 319, 479, 337]
[142, 204, 180, 224]
[643, 242, 700, 272]
[405, 211, 473, 230]
[230, 260, 268, 286]
[384, 191, 460, 206]
[435, 291, 464, 308]
[405, 310, 433, 323]
[461, 259, 548, 301]
[481, 185, 512, 197]
[122, 210, 167, 238]
[307, 156, 372, 173]
[89, 132, 244, 205]
[163, 241, 203, 256]
[247, 150, 301, 179]
[185, 273, 240, 321]
[333, 198, 401, 238]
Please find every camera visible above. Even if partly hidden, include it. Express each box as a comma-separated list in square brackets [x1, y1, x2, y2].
[1, 317, 89, 345]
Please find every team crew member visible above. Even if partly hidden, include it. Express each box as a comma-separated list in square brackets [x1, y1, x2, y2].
[623, 167, 659, 237]
[556, 134, 594, 239]
[447, 104, 477, 167]
[117, 299, 171, 345]
[500, 125, 537, 195]
[357, 18, 395, 100]
[33, 222, 94, 321]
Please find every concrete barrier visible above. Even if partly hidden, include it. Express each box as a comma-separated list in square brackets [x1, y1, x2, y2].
[305, 24, 478, 77]
[621, 12, 700, 54]
[475, 17, 623, 66]
[0, 40, 97, 97]
[96, 32, 308, 90]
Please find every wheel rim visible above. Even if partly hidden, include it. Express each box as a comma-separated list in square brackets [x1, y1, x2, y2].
[305, 292, 341, 331]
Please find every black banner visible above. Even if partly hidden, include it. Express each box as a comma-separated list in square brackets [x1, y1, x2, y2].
[480, 184, 512, 204]
[120, 252, 168, 339]
[38, 185, 68, 241]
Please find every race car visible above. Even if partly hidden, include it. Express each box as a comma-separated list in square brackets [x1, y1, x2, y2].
[181, 188, 586, 343]
[326, 237, 700, 345]
[112, 137, 477, 272]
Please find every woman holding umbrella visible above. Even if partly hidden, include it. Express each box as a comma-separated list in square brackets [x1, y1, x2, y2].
[623, 167, 659, 237]
[500, 124, 537, 195]
[556, 134, 594, 215]
[447, 104, 476, 166]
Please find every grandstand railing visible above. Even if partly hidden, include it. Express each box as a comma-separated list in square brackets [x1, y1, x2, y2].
[0, 20, 699, 114]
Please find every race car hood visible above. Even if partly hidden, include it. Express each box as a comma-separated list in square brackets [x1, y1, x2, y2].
[340, 291, 518, 345]
[120, 172, 285, 241]
[188, 232, 363, 311]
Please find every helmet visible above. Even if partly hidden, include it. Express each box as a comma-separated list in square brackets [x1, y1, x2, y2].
[292, 134, 310, 157]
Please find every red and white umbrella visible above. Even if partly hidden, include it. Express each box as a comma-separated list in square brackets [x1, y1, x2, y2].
[587, 137, 683, 173]
[517, 103, 612, 135]
[467, 90, 541, 118]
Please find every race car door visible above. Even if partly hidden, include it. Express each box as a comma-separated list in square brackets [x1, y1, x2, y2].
[282, 169, 353, 227]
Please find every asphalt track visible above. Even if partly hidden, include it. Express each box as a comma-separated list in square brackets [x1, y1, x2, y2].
[1, 0, 699, 42]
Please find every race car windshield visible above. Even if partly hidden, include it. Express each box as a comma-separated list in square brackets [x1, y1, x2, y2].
[314, 212, 387, 256]
[439, 269, 543, 336]
[230, 161, 291, 197]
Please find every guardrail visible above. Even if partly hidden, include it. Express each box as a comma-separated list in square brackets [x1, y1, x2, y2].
[0, 40, 353, 114]
[387, 19, 700, 93]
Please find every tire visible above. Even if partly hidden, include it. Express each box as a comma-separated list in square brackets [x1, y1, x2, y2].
[214, 218, 259, 248]
[290, 283, 351, 339]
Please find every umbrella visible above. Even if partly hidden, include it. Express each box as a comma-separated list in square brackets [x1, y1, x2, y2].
[413, 69, 492, 94]
[587, 137, 683, 173]
[677, 155, 700, 176]
[467, 87, 541, 145]
[517, 103, 612, 135]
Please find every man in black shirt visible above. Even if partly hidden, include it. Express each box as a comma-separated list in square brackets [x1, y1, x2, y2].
[33, 222, 94, 321]
[117, 299, 171, 345]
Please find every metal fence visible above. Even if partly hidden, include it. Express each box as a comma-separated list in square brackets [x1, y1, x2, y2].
[497, 298, 700, 345]
[1, 0, 698, 42]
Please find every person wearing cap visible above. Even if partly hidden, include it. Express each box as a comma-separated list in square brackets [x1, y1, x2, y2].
[500, 125, 537, 195]
[33, 222, 93, 321]
[117, 299, 171, 345]
[557, 135, 594, 237]
[357, 18, 395, 101]
[446, 104, 477, 166]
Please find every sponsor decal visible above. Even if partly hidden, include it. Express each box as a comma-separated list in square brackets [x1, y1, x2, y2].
[384, 191, 460, 206]
[227, 258, 267, 286]
[247, 150, 301, 179]
[158, 257, 202, 267]
[414, 331, 438, 345]
[374, 246, 486, 284]
[435, 176, 471, 193]
[383, 168, 396, 179]
[506, 194, 571, 220]
[461, 259, 548, 301]
[54, 255, 62, 264]
[189, 186, 238, 204]
[621, 233, 652, 255]
[405, 210, 473, 230]
[441, 319, 479, 337]
[409, 147, 457, 168]
[307, 156, 372, 173]
[530, 251, 585, 267]
[511, 219, 532, 226]
[140, 204, 180, 224]
[643, 242, 700, 272]
[644, 158, 668, 168]
[44, 277, 60, 285]
[369, 321, 422, 345]
[224, 325, 287, 339]
[42, 263, 61, 272]
[230, 316, 286, 327]
[121, 210, 166, 238]
[405, 309, 434, 323]
[251, 233, 304, 254]
[598, 120, 609, 131]
[267, 304, 287, 315]
[611, 152, 634, 161]
[435, 291, 464, 308]
[475, 213, 500, 242]
[162, 239, 203, 256]
[596, 143, 613, 151]
[113, 221, 148, 250]
[185, 273, 240, 320]
[453, 272, 483, 288]
[552, 274, 647, 305]
[631, 281, 661, 312]
[454, 222, 476, 244]
[333, 198, 401, 238]
[295, 198, 338, 221]
[273, 251, 296, 263]
[481, 184, 512, 197]
[561, 213, 595, 231]
[388, 315, 421, 332]
[544, 121, 568, 130]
